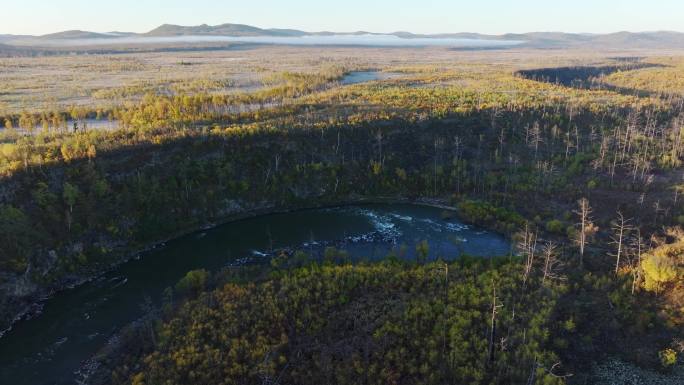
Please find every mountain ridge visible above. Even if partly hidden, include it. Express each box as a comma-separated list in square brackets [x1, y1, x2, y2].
[2, 23, 684, 49]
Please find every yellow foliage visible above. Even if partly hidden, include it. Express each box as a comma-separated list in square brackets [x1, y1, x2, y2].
[641, 241, 683, 294]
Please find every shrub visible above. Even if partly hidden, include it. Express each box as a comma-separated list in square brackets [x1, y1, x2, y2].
[642, 254, 678, 295]
[457, 200, 525, 232]
[175, 269, 209, 296]
[545, 219, 565, 234]
[658, 348, 677, 368]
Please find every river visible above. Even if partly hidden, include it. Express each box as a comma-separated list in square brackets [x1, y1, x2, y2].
[0, 204, 510, 385]
[340, 71, 403, 85]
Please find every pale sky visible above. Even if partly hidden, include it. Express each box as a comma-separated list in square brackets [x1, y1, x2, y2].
[2, 0, 683, 36]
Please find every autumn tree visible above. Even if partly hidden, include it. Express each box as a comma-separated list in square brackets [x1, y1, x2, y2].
[642, 254, 678, 295]
[639, 229, 683, 295]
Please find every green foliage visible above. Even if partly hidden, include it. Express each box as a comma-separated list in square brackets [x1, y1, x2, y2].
[658, 348, 677, 368]
[174, 269, 209, 296]
[113, 261, 566, 385]
[415, 240, 429, 264]
[323, 247, 350, 265]
[0, 205, 34, 272]
[563, 318, 576, 332]
[62, 182, 79, 210]
[457, 200, 525, 233]
[545, 219, 565, 234]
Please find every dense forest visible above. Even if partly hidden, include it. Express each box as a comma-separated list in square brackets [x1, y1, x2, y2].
[0, 48, 683, 383]
[103, 258, 570, 385]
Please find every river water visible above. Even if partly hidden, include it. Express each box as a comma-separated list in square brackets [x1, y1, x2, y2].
[340, 71, 403, 85]
[0, 204, 510, 385]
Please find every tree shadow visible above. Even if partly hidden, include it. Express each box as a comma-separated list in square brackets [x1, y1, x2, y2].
[516, 60, 669, 98]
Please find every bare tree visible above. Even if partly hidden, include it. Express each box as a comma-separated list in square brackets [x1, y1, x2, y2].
[541, 241, 564, 284]
[140, 295, 158, 348]
[518, 223, 538, 287]
[628, 229, 645, 295]
[609, 211, 632, 275]
[375, 129, 384, 166]
[674, 184, 684, 205]
[528, 121, 543, 159]
[527, 359, 574, 384]
[488, 282, 503, 363]
[433, 137, 444, 196]
[573, 198, 597, 266]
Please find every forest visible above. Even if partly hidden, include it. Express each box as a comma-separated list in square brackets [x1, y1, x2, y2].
[105, 258, 570, 385]
[0, 46, 682, 384]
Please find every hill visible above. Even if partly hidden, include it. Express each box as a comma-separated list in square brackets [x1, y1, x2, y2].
[38, 30, 117, 39]
[144, 23, 305, 37]
[590, 31, 684, 48]
[139, 24, 684, 48]
[402, 31, 684, 48]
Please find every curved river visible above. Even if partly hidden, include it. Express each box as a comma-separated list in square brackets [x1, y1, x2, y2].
[0, 204, 510, 385]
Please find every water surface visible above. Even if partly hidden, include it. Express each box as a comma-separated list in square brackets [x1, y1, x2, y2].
[341, 71, 403, 85]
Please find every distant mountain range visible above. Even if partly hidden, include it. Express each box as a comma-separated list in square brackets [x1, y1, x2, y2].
[145, 23, 308, 37]
[2, 23, 684, 49]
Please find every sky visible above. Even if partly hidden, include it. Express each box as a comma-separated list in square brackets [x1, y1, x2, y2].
[2, 0, 684, 36]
